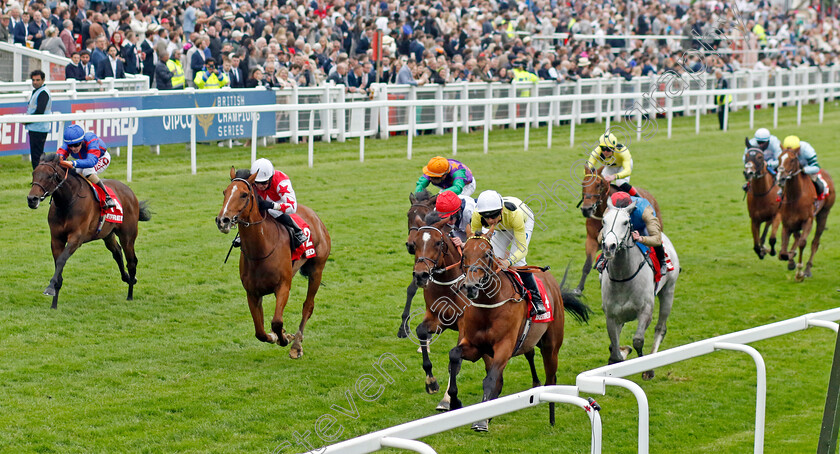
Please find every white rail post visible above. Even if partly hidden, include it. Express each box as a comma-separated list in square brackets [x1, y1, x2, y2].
[553, 83, 562, 126]
[338, 88, 346, 142]
[190, 114, 196, 175]
[359, 133, 365, 163]
[484, 99, 490, 154]
[532, 81, 540, 128]
[715, 343, 766, 454]
[570, 96, 576, 147]
[322, 87, 331, 143]
[666, 95, 673, 139]
[595, 78, 603, 123]
[435, 84, 444, 135]
[576, 79, 584, 125]
[774, 72, 781, 129]
[547, 94, 554, 149]
[510, 83, 517, 129]
[378, 84, 390, 139]
[126, 119, 134, 182]
[723, 100, 729, 132]
[291, 85, 299, 144]
[308, 110, 315, 168]
[819, 83, 825, 124]
[695, 96, 701, 135]
[407, 101, 415, 160]
[749, 83, 755, 130]
[461, 82, 470, 133]
[524, 100, 530, 151]
[251, 113, 258, 165]
[452, 103, 458, 155]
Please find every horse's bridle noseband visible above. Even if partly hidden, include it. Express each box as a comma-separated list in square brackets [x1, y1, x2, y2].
[415, 225, 461, 276]
[30, 164, 69, 202]
[229, 178, 265, 227]
[744, 149, 767, 180]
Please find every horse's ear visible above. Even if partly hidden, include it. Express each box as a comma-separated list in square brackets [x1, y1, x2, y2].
[247, 171, 258, 184]
[606, 198, 615, 210]
[745, 137, 751, 148]
[484, 225, 495, 239]
[625, 201, 636, 212]
[409, 192, 417, 204]
[230, 166, 236, 180]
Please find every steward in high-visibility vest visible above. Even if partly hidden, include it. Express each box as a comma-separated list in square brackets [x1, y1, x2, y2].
[194, 58, 229, 89]
[167, 50, 185, 89]
[512, 62, 539, 97]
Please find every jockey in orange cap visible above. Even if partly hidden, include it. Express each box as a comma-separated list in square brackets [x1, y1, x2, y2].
[434, 190, 476, 247]
[415, 156, 476, 197]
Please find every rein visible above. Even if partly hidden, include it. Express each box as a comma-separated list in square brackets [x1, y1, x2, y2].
[462, 235, 525, 308]
[601, 210, 647, 283]
[230, 178, 266, 227]
[31, 164, 70, 202]
[415, 225, 463, 285]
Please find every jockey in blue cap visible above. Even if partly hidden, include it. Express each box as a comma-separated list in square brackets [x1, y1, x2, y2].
[57, 124, 116, 208]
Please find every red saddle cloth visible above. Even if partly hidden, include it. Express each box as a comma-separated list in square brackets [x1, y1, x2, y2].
[648, 249, 662, 284]
[88, 181, 124, 224]
[505, 270, 554, 324]
[290, 214, 316, 261]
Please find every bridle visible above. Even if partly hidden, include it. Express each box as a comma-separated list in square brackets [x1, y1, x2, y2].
[776, 152, 803, 186]
[30, 163, 70, 202]
[228, 178, 265, 227]
[414, 225, 463, 285]
[743, 149, 767, 180]
[407, 202, 434, 233]
[601, 208, 647, 283]
[581, 173, 608, 219]
[460, 235, 524, 307]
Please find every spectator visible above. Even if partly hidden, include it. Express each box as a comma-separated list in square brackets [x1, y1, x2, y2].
[91, 35, 107, 71]
[9, 6, 26, 45]
[25, 70, 51, 170]
[66, 51, 85, 80]
[167, 49, 186, 89]
[155, 48, 173, 90]
[97, 44, 126, 79]
[39, 27, 66, 57]
[228, 53, 245, 88]
[60, 20, 76, 57]
[140, 28, 157, 86]
[28, 10, 49, 49]
[194, 58, 229, 89]
[246, 67, 270, 89]
[79, 50, 97, 81]
[0, 15, 10, 44]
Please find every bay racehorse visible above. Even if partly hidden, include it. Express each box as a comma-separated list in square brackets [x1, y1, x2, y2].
[776, 150, 834, 281]
[743, 146, 781, 259]
[409, 215, 468, 410]
[447, 229, 591, 431]
[398, 190, 437, 338]
[216, 168, 331, 358]
[576, 166, 661, 295]
[600, 199, 679, 379]
[27, 153, 150, 309]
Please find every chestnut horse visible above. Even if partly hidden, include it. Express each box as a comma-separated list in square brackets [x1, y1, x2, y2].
[398, 190, 437, 338]
[576, 166, 661, 294]
[216, 168, 331, 358]
[743, 147, 781, 259]
[776, 150, 834, 281]
[447, 230, 591, 431]
[27, 153, 151, 309]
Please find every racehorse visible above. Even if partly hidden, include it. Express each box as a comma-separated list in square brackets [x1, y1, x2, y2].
[600, 199, 679, 379]
[216, 167, 331, 358]
[398, 190, 437, 338]
[743, 146, 781, 259]
[409, 214, 469, 410]
[576, 166, 661, 295]
[27, 153, 151, 309]
[447, 229, 591, 431]
[775, 149, 835, 281]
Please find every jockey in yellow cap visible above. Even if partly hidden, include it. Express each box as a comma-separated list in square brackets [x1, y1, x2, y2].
[588, 132, 637, 196]
[415, 156, 476, 197]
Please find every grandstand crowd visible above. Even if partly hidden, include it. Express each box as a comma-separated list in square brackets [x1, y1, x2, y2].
[1, 0, 839, 90]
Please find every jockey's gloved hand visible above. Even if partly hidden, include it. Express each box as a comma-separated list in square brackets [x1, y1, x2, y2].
[272, 202, 283, 211]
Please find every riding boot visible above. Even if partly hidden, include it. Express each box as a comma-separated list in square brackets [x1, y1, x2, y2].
[96, 181, 116, 208]
[618, 182, 638, 196]
[279, 213, 309, 247]
[519, 271, 547, 317]
[654, 245, 668, 275]
[814, 177, 826, 200]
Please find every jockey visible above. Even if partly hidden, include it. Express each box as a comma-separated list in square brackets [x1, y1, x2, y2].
[587, 132, 637, 196]
[251, 158, 309, 245]
[782, 136, 828, 201]
[743, 128, 782, 191]
[57, 124, 116, 209]
[601, 192, 668, 275]
[470, 190, 546, 316]
[434, 190, 476, 247]
[415, 156, 476, 197]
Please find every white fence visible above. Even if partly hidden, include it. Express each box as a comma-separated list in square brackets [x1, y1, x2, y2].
[1, 67, 838, 180]
[307, 307, 840, 454]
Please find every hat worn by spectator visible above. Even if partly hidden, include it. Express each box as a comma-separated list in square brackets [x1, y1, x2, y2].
[232, 30, 243, 40]
[224, 12, 234, 19]
[578, 57, 591, 67]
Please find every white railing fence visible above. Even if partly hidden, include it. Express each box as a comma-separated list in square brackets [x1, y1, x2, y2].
[306, 307, 840, 454]
[1, 74, 837, 180]
[0, 41, 70, 82]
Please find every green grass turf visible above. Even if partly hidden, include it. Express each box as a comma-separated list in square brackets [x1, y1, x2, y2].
[0, 103, 839, 453]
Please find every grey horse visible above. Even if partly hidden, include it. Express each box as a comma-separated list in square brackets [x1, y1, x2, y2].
[600, 199, 680, 380]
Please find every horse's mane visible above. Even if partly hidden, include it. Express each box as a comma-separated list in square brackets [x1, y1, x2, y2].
[424, 211, 444, 225]
[234, 169, 252, 180]
[40, 153, 61, 164]
[413, 190, 433, 204]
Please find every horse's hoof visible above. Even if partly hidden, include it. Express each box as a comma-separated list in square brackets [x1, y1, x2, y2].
[44, 287, 56, 297]
[425, 377, 439, 394]
[779, 253, 788, 261]
[471, 420, 489, 432]
[770, 249, 777, 256]
[397, 322, 409, 339]
[788, 261, 796, 271]
[436, 399, 451, 412]
[758, 249, 766, 260]
[266, 332, 279, 344]
[532, 381, 542, 388]
[804, 270, 813, 278]
[449, 399, 462, 411]
[794, 272, 805, 283]
[278, 333, 293, 347]
[620, 346, 632, 360]
[289, 347, 303, 359]
[571, 288, 583, 297]
[642, 370, 655, 381]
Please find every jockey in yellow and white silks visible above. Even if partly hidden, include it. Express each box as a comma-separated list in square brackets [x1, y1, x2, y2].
[587, 132, 638, 196]
[470, 190, 546, 316]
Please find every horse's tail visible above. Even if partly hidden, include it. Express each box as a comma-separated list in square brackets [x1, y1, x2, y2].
[559, 259, 593, 324]
[138, 200, 152, 222]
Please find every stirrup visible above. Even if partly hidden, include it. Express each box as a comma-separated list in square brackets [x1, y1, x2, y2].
[530, 299, 547, 317]
[294, 230, 309, 244]
[104, 198, 117, 209]
[232, 236, 241, 248]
